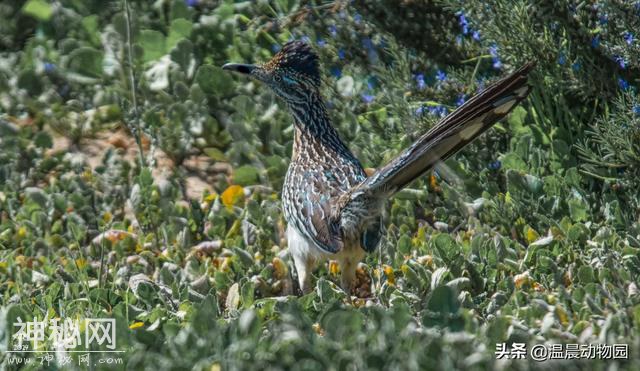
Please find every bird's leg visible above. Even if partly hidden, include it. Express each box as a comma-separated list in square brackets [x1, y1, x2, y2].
[292, 253, 316, 295]
[287, 225, 317, 295]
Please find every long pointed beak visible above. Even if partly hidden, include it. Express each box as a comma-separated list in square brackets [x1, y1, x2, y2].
[221, 63, 256, 75]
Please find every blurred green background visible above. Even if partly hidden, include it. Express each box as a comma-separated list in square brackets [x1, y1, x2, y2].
[1, 0, 639, 369]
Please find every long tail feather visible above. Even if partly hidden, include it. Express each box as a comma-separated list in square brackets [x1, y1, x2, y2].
[358, 62, 535, 198]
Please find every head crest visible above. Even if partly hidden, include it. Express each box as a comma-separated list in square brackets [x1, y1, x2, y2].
[266, 41, 320, 86]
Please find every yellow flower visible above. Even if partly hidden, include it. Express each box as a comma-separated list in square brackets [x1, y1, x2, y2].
[272, 257, 286, 279]
[329, 260, 340, 275]
[129, 322, 144, 329]
[429, 174, 438, 189]
[312, 323, 325, 336]
[17, 226, 27, 239]
[514, 271, 532, 289]
[221, 185, 245, 209]
[75, 258, 87, 269]
[383, 265, 395, 285]
[555, 305, 569, 326]
[526, 227, 540, 244]
[102, 211, 112, 223]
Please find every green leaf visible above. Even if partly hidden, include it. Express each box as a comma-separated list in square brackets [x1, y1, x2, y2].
[423, 285, 462, 329]
[203, 147, 227, 162]
[577, 266, 595, 283]
[167, 19, 193, 51]
[506, 169, 543, 195]
[568, 197, 588, 222]
[25, 187, 49, 208]
[486, 315, 510, 343]
[507, 106, 529, 135]
[170, 39, 193, 73]
[195, 65, 234, 96]
[397, 234, 412, 255]
[552, 139, 570, 158]
[22, 0, 53, 21]
[139, 30, 167, 63]
[567, 223, 589, 243]
[81, 15, 100, 46]
[523, 174, 543, 194]
[17, 69, 43, 96]
[34, 131, 53, 149]
[500, 152, 528, 172]
[67, 47, 104, 77]
[233, 165, 260, 186]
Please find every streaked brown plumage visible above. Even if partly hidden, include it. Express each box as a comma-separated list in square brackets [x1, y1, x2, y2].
[223, 41, 535, 298]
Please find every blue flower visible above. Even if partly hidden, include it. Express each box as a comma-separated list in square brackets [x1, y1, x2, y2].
[489, 44, 499, 58]
[415, 106, 425, 116]
[301, 35, 311, 44]
[362, 38, 378, 63]
[572, 61, 581, 72]
[458, 12, 469, 35]
[429, 105, 448, 118]
[633, 105, 640, 116]
[476, 79, 486, 93]
[317, 38, 326, 47]
[456, 35, 464, 46]
[489, 44, 502, 69]
[618, 77, 629, 90]
[488, 160, 501, 170]
[362, 37, 374, 50]
[557, 53, 566, 65]
[436, 70, 447, 82]
[591, 35, 600, 48]
[185, 0, 198, 7]
[367, 76, 377, 90]
[599, 14, 608, 25]
[57, 83, 70, 97]
[615, 55, 627, 69]
[44, 62, 55, 73]
[329, 66, 342, 78]
[415, 73, 425, 90]
[354, 13, 362, 24]
[328, 25, 338, 37]
[624, 31, 634, 45]
[472, 30, 481, 41]
[338, 49, 346, 60]
[271, 44, 281, 53]
[361, 93, 375, 104]
[455, 94, 466, 107]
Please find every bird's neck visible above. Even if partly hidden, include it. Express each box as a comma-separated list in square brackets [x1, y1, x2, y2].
[287, 92, 355, 160]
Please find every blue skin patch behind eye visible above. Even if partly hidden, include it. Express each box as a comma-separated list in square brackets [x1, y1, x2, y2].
[283, 76, 298, 85]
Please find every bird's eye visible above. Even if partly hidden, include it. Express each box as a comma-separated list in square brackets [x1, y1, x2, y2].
[274, 75, 282, 82]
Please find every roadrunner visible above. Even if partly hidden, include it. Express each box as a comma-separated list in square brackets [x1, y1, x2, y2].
[223, 41, 534, 297]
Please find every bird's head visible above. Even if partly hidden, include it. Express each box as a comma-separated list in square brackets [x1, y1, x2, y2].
[222, 41, 321, 103]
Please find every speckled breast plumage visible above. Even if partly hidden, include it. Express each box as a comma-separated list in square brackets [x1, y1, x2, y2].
[282, 123, 371, 255]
